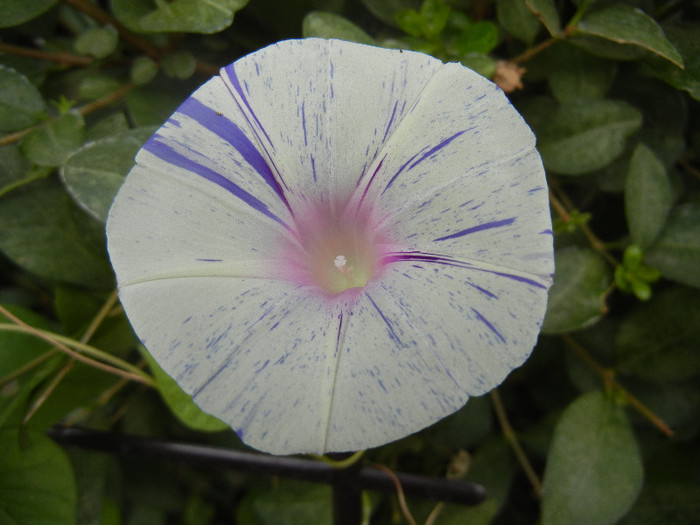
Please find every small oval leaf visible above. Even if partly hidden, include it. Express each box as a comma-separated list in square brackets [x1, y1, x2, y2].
[542, 391, 644, 525]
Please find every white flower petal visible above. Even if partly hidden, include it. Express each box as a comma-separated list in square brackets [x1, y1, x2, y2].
[219, 39, 443, 204]
[107, 38, 554, 455]
[323, 261, 548, 451]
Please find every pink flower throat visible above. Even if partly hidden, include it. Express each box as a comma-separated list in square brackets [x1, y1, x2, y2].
[280, 198, 395, 298]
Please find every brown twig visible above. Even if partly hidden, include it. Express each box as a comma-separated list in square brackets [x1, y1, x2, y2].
[371, 464, 417, 525]
[0, 43, 93, 66]
[562, 334, 674, 437]
[0, 82, 134, 147]
[490, 389, 543, 498]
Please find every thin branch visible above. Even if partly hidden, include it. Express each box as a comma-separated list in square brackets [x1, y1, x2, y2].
[0, 82, 133, 147]
[549, 177, 619, 266]
[24, 360, 74, 423]
[490, 389, 543, 498]
[372, 464, 417, 525]
[0, 43, 92, 66]
[512, 37, 559, 64]
[562, 334, 674, 437]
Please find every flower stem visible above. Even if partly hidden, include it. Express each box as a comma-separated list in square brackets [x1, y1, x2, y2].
[490, 389, 543, 498]
[371, 463, 417, 525]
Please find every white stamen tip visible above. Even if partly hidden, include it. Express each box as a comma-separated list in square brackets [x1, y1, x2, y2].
[334, 255, 347, 269]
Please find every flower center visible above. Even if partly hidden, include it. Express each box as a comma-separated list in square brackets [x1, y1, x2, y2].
[280, 199, 392, 297]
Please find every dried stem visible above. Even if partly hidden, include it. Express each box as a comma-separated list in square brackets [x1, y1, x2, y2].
[0, 305, 154, 386]
[372, 464, 417, 525]
[490, 389, 543, 498]
[562, 334, 674, 437]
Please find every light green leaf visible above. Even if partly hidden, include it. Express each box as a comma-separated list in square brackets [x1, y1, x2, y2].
[537, 98, 642, 175]
[160, 51, 196, 80]
[615, 286, 700, 382]
[525, 0, 561, 37]
[576, 5, 683, 68]
[0, 429, 77, 525]
[0, 66, 46, 133]
[497, 0, 540, 45]
[624, 144, 672, 249]
[456, 21, 499, 55]
[140, 348, 228, 432]
[74, 26, 119, 59]
[0, 177, 114, 288]
[645, 199, 700, 289]
[302, 11, 375, 45]
[0, 0, 58, 28]
[60, 127, 154, 222]
[112, 0, 249, 34]
[542, 245, 611, 334]
[546, 43, 616, 102]
[542, 391, 643, 525]
[130, 56, 159, 86]
[20, 111, 86, 167]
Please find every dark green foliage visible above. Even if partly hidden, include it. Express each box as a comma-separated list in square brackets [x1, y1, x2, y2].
[1, 0, 699, 523]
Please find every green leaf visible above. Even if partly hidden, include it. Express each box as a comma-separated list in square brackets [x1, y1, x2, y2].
[250, 480, 332, 525]
[0, 66, 46, 133]
[160, 51, 196, 80]
[546, 43, 616, 102]
[126, 86, 182, 127]
[86, 112, 130, 141]
[537, 98, 642, 175]
[624, 144, 672, 249]
[0, 429, 77, 525]
[78, 73, 122, 101]
[130, 56, 159, 86]
[645, 199, 700, 289]
[302, 11, 375, 45]
[497, 0, 540, 45]
[615, 286, 700, 382]
[0, 145, 33, 197]
[456, 22, 499, 55]
[622, 485, 700, 524]
[74, 26, 119, 59]
[0, 0, 58, 28]
[542, 245, 611, 334]
[112, 0, 249, 34]
[140, 348, 228, 432]
[360, 0, 420, 27]
[60, 127, 154, 222]
[20, 111, 86, 167]
[542, 391, 643, 525]
[576, 5, 683, 68]
[525, 0, 560, 37]
[0, 177, 114, 288]
[647, 23, 700, 101]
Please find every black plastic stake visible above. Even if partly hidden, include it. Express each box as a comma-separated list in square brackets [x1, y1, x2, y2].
[47, 426, 486, 522]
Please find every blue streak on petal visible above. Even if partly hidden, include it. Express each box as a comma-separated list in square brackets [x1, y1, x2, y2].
[143, 137, 285, 226]
[407, 129, 469, 171]
[224, 65, 275, 152]
[471, 308, 506, 343]
[366, 293, 403, 346]
[384, 251, 548, 289]
[434, 217, 516, 242]
[177, 97, 287, 204]
[382, 101, 398, 143]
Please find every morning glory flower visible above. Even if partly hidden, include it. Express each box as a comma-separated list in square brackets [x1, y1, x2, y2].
[106, 38, 554, 455]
